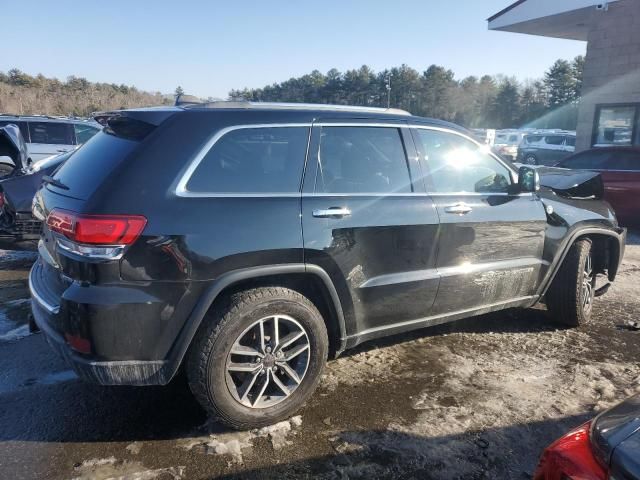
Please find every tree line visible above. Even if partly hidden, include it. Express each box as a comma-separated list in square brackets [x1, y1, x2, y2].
[0, 68, 171, 117]
[1, 57, 583, 130]
[230, 56, 584, 130]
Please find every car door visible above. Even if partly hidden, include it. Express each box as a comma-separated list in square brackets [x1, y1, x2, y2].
[412, 127, 547, 315]
[543, 135, 568, 165]
[27, 121, 75, 161]
[598, 151, 640, 226]
[301, 120, 440, 337]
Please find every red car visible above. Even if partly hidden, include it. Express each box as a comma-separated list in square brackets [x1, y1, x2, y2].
[534, 394, 640, 479]
[556, 147, 640, 227]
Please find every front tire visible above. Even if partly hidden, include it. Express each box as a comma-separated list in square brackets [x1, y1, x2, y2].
[546, 239, 595, 327]
[186, 287, 328, 430]
[524, 154, 538, 165]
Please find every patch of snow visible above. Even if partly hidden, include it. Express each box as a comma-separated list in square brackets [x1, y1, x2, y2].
[0, 298, 32, 342]
[180, 415, 304, 462]
[72, 457, 185, 480]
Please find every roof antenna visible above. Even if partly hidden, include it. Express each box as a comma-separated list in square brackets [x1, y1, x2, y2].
[175, 94, 203, 107]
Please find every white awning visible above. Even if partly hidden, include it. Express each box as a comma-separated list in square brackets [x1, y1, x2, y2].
[488, 0, 620, 40]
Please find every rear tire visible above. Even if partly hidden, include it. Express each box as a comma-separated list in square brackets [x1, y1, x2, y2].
[546, 239, 595, 327]
[186, 286, 328, 430]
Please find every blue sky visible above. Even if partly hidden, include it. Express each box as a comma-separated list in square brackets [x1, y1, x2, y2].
[1, 1, 586, 98]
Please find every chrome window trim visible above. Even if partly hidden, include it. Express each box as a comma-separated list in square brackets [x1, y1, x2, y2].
[174, 121, 520, 198]
[174, 123, 312, 198]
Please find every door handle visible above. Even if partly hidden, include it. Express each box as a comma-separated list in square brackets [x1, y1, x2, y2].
[312, 207, 351, 218]
[444, 203, 472, 215]
[56, 149, 69, 153]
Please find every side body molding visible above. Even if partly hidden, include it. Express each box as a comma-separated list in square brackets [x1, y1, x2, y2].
[164, 263, 348, 381]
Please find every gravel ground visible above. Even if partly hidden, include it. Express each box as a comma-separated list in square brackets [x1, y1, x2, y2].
[0, 232, 638, 479]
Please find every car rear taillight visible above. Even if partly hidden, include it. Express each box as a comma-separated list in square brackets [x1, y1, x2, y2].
[46, 209, 147, 246]
[534, 422, 608, 480]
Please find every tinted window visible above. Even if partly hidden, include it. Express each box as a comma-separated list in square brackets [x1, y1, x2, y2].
[559, 151, 609, 169]
[51, 131, 140, 200]
[0, 121, 30, 141]
[74, 124, 100, 144]
[565, 136, 576, 147]
[606, 151, 640, 171]
[317, 126, 411, 194]
[525, 135, 543, 144]
[508, 135, 519, 143]
[28, 122, 74, 145]
[187, 127, 309, 193]
[415, 129, 512, 194]
[544, 135, 564, 145]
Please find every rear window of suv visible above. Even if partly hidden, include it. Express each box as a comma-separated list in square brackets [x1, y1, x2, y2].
[186, 126, 309, 194]
[28, 122, 74, 145]
[50, 117, 155, 199]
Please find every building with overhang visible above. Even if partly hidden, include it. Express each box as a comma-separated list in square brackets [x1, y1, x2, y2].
[489, 0, 640, 151]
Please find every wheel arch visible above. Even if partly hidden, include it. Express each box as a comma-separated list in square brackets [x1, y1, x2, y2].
[164, 264, 348, 382]
[540, 226, 626, 297]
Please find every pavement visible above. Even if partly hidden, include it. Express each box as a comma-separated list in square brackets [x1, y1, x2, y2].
[0, 232, 639, 480]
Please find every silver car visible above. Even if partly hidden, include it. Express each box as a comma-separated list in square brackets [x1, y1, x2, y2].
[0, 115, 100, 164]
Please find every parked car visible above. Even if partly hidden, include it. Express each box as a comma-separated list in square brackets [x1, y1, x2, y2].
[0, 150, 73, 250]
[492, 130, 527, 162]
[0, 115, 99, 163]
[517, 131, 576, 165]
[29, 102, 625, 429]
[0, 123, 28, 178]
[534, 394, 640, 480]
[554, 147, 640, 227]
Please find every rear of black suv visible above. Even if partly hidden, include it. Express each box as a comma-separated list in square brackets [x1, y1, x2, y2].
[30, 107, 303, 381]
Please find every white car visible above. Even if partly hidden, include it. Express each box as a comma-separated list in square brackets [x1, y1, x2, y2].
[0, 115, 100, 164]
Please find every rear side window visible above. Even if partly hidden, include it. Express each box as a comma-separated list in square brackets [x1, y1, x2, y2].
[28, 122, 74, 145]
[317, 126, 412, 194]
[560, 151, 609, 169]
[0, 121, 30, 141]
[544, 135, 564, 146]
[565, 136, 576, 147]
[74, 124, 100, 144]
[186, 127, 309, 193]
[606, 152, 640, 171]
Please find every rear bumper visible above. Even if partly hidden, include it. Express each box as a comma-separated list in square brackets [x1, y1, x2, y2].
[29, 260, 199, 385]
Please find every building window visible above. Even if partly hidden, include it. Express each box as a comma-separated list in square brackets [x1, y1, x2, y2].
[593, 104, 640, 147]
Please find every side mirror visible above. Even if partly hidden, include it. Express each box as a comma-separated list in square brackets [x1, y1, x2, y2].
[518, 166, 540, 193]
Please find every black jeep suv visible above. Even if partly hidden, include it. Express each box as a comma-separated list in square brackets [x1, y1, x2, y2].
[30, 102, 626, 429]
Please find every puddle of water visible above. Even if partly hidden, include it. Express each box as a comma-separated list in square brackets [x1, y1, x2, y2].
[0, 298, 32, 342]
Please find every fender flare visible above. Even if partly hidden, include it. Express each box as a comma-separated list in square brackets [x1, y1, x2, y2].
[538, 226, 626, 297]
[164, 263, 347, 381]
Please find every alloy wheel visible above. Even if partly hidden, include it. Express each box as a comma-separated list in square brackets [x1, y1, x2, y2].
[582, 253, 595, 315]
[225, 315, 311, 408]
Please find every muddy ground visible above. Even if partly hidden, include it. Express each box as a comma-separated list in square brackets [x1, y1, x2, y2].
[0, 233, 639, 480]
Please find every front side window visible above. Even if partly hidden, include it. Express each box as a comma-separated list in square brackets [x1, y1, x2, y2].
[187, 127, 309, 193]
[28, 122, 74, 145]
[565, 136, 576, 148]
[525, 135, 543, 145]
[414, 129, 512, 194]
[317, 126, 412, 194]
[594, 105, 637, 147]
